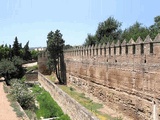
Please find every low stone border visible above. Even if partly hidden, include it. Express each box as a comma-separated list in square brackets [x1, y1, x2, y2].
[16, 102, 30, 120]
[38, 72, 99, 120]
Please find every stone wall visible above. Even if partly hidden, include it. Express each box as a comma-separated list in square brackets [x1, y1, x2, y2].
[38, 34, 160, 120]
[38, 72, 99, 120]
[64, 35, 160, 120]
[38, 52, 50, 75]
[25, 72, 38, 81]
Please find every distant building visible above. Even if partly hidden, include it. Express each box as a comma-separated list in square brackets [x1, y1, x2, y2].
[30, 47, 46, 51]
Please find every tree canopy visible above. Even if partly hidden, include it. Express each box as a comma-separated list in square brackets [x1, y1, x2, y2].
[121, 22, 149, 42]
[0, 37, 36, 84]
[84, 15, 160, 46]
[12, 37, 21, 57]
[47, 30, 66, 84]
[23, 41, 32, 61]
[84, 17, 122, 45]
[0, 56, 24, 85]
[149, 16, 160, 39]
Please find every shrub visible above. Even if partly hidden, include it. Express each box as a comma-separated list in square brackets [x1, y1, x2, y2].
[10, 79, 35, 110]
[69, 86, 75, 91]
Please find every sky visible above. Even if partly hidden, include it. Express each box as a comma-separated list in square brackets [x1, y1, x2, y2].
[0, 0, 160, 47]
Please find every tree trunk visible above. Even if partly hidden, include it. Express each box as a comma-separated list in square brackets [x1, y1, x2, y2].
[56, 56, 63, 84]
[60, 53, 66, 84]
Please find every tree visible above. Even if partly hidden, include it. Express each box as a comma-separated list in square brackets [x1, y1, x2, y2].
[47, 30, 66, 84]
[12, 37, 21, 57]
[64, 44, 73, 50]
[8, 45, 12, 59]
[0, 45, 12, 60]
[95, 17, 122, 43]
[149, 16, 160, 39]
[23, 41, 32, 61]
[31, 50, 39, 60]
[84, 34, 96, 46]
[121, 22, 149, 42]
[12, 56, 25, 79]
[0, 45, 6, 60]
[0, 56, 25, 85]
[84, 17, 122, 45]
[0, 59, 16, 85]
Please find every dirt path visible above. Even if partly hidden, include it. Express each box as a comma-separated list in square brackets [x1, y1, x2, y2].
[23, 62, 37, 67]
[0, 81, 20, 120]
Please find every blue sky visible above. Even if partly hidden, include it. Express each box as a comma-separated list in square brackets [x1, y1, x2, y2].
[0, 0, 160, 47]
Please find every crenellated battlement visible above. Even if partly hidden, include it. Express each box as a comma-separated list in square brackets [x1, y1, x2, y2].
[64, 34, 160, 57]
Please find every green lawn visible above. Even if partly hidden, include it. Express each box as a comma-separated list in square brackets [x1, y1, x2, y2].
[32, 85, 70, 120]
[45, 74, 56, 82]
[59, 85, 122, 120]
[26, 65, 38, 72]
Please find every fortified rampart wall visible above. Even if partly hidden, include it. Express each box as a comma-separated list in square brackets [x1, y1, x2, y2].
[38, 34, 160, 120]
[64, 35, 160, 120]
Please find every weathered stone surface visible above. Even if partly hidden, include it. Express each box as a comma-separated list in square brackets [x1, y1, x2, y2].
[38, 36, 160, 120]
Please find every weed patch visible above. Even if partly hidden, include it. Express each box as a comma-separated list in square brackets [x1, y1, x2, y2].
[32, 85, 70, 120]
[59, 85, 122, 120]
[26, 65, 38, 72]
[45, 75, 56, 82]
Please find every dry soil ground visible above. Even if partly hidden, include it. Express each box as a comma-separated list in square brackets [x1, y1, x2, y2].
[0, 80, 20, 120]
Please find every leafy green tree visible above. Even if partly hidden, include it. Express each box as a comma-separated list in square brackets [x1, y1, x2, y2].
[84, 17, 122, 45]
[0, 45, 12, 60]
[12, 37, 21, 57]
[84, 34, 97, 46]
[9, 45, 13, 59]
[31, 50, 39, 60]
[23, 41, 32, 61]
[0, 45, 6, 60]
[0, 56, 25, 84]
[149, 16, 160, 39]
[12, 56, 25, 79]
[47, 30, 66, 84]
[95, 17, 122, 43]
[64, 44, 73, 50]
[121, 22, 149, 42]
[0, 59, 16, 84]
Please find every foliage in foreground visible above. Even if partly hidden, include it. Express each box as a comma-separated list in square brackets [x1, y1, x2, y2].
[0, 56, 25, 85]
[3, 84, 24, 118]
[10, 79, 35, 110]
[32, 85, 70, 120]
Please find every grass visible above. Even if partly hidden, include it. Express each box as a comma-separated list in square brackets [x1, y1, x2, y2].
[32, 85, 70, 120]
[59, 85, 122, 120]
[60, 86, 102, 111]
[45, 74, 56, 82]
[26, 64, 38, 72]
